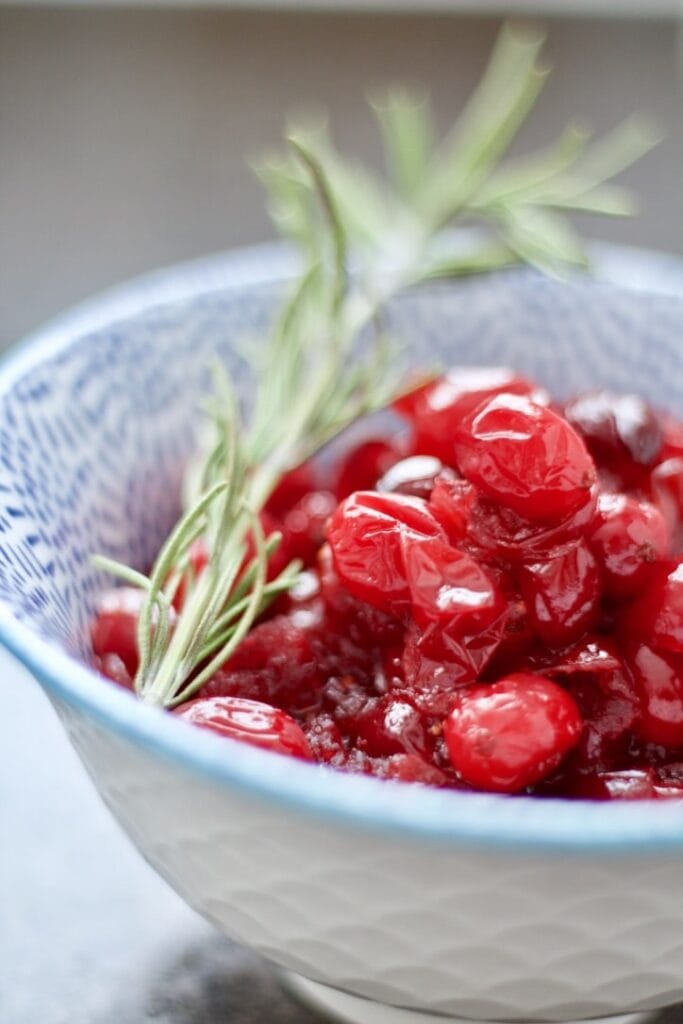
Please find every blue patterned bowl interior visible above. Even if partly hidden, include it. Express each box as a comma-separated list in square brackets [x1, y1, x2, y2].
[2, 242, 683, 851]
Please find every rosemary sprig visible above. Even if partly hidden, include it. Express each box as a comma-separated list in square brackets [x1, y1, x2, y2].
[95, 24, 657, 709]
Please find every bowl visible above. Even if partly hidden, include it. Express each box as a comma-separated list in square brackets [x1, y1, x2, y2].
[3, 242, 683, 1024]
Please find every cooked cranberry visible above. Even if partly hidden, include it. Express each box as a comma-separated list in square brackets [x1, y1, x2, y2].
[566, 667, 638, 773]
[659, 416, 683, 462]
[589, 494, 669, 599]
[621, 561, 683, 653]
[428, 473, 477, 544]
[265, 461, 318, 518]
[377, 753, 449, 786]
[201, 615, 324, 715]
[175, 696, 313, 760]
[467, 487, 598, 564]
[91, 586, 146, 676]
[444, 673, 582, 793]
[625, 642, 683, 747]
[568, 769, 657, 801]
[283, 490, 337, 565]
[453, 395, 596, 523]
[651, 458, 683, 554]
[394, 367, 548, 465]
[519, 542, 600, 647]
[93, 652, 134, 690]
[334, 438, 405, 499]
[353, 695, 429, 758]
[565, 390, 662, 467]
[326, 491, 443, 612]
[402, 615, 507, 716]
[304, 713, 346, 764]
[377, 455, 443, 499]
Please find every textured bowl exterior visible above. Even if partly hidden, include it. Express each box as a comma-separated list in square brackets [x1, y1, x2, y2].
[3, 243, 683, 1021]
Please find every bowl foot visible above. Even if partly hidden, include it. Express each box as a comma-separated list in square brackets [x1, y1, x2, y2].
[281, 971, 652, 1024]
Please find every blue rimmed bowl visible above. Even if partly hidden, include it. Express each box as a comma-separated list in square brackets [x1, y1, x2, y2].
[2, 242, 683, 1024]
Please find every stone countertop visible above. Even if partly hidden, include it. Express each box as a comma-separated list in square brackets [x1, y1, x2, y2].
[3, 647, 682, 1024]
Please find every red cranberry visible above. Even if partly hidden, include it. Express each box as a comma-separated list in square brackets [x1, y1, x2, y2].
[453, 394, 596, 523]
[564, 390, 663, 468]
[201, 615, 324, 715]
[326, 491, 444, 613]
[444, 673, 582, 793]
[377, 455, 443, 499]
[625, 642, 683, 748]
[334, 438, 405, 499]
[621, 561, 683, 654]
[651, 458, 683, 554]
[93, 652, 134, 690]
[265, 461, 318, 518]
[377, 753, 449, 786]
[428, 473, 477, 545]
[394, 367, 548, 465]
[353, 695, 429, 758]
[519, 542, 601, 647]
[566, 667, 639, 773]
[91, 586, 146, 676]
[175, 696, 313, 760]
[659, 416, 683, 462]
[588, 494, 669, 599]
[568, 769, 657, 801]
[283, 490, 337, 565]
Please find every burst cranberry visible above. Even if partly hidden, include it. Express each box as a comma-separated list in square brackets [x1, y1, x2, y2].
[175, 696, 312, 760]
[334, 438, 405, 499]
[659, 416, 683, 462]
[625, 642, 683, 747]
[283, 490, 337, 564]
[453, 395, 596, 523]
[353, 696, 429, 758]
[326, 491, 443, 612]
[566, 666, 638, 773]
[466, 487, 598, 564]
[428, 473, 476, 544]
[519, 542, 600, 647]
[377, 455, 443, 499]
[201, 615, 324, 715]
[588, 494, 669, 599]
[304, 713, 346, 764]
[622, 561, 683, 654]
[91, 586, 146, 676]
[394, 367, 548, 465]
[444, 674, 582, 793]
[377, 753, 449, 786]
[402, 535, 505, 634]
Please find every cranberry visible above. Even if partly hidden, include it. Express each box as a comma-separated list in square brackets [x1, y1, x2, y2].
[304, 713, 346, 764]
[466, 487, 598, 564]
[519, 542, 600, 647]
[565, 390, 662, 466]
[175, 696, 313, 760]
[588, 494, 669, 599]
[91, 586, 146, 676]
[444, 674, 582, 793]
[265, 461, 318, 518]
[402, 615, 507, 716]
[568, 769, 657, 801]
[353, 695, 430, 758]
[453, 394, 596, 523]
[651, 458, 683, 554]
[621, 561, 683, 654]
[334, 438, 405, 499]
[428, 473, 477, 545]
[566, 667, 638, 773]
[659, 416, 683, 462]
[377, 455, 443, 499]
[201, 615, 324, 715]
[394, 367, 548, 465]
[377, 753, 449, 786]
[326, 491, 443, 613]
[625, 642, 683, 748]
[93, 652, 134, 690]
[283, 490, 337, 565]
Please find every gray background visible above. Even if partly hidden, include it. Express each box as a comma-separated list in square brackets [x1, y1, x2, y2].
[1, 8, 682, 351]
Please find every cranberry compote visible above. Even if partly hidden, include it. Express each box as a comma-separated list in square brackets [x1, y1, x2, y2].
[91, 367, 683, 798]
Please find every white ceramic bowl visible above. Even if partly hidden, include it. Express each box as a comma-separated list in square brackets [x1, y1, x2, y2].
[3, 243, 683, 1024]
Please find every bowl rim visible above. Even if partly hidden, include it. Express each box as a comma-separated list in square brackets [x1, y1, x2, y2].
[5, 239, 683, 855]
